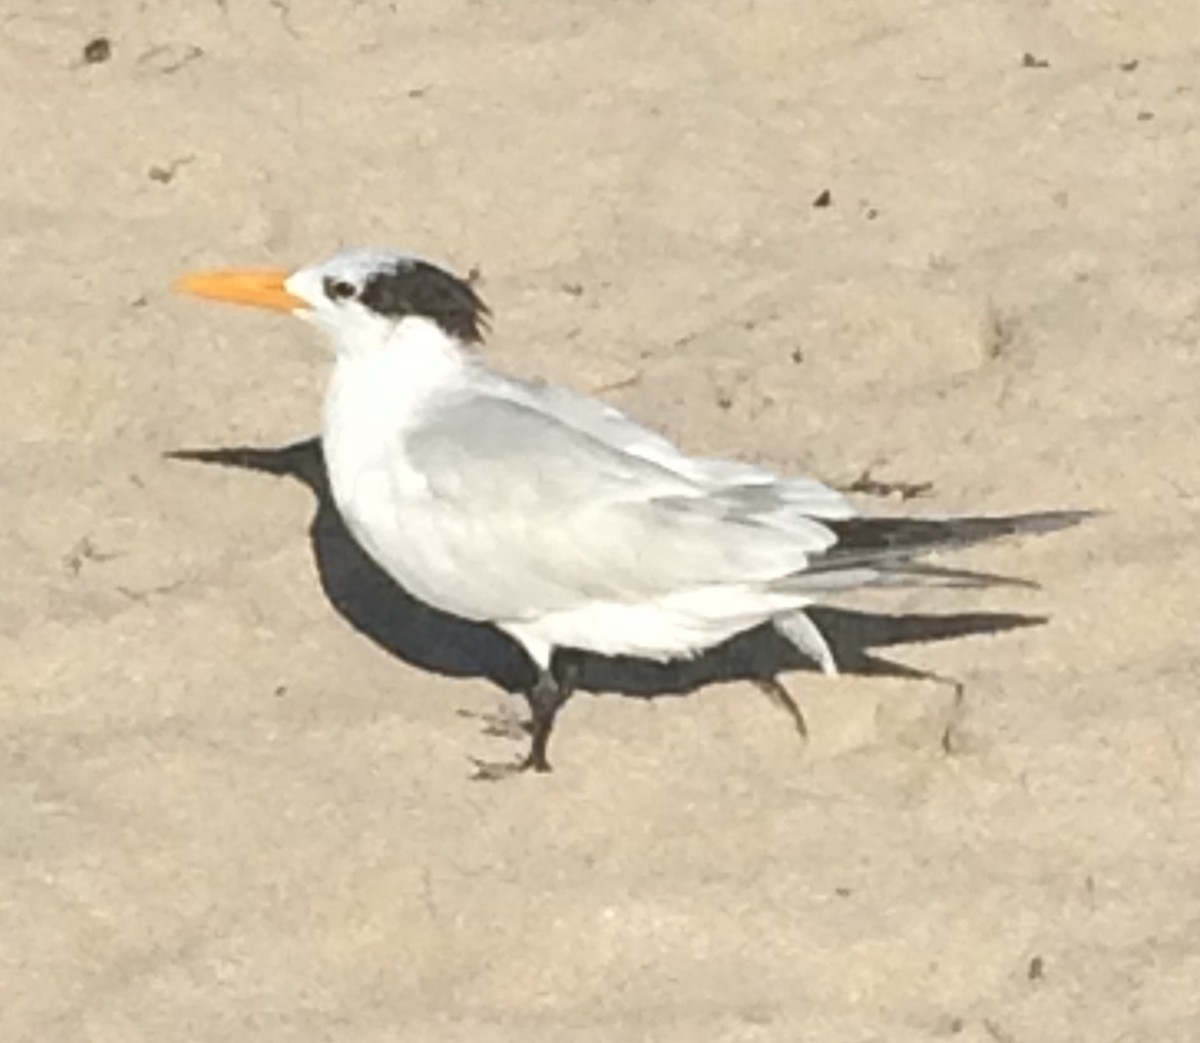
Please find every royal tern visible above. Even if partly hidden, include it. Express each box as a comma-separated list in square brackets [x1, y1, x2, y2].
[176, 247, 1088, 773]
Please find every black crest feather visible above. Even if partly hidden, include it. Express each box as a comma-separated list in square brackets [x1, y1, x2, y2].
[359, 259, 490, 343]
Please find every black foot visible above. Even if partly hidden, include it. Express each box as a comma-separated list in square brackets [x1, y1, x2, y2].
[467, 729, 559, 782]
[469, 651, 579, 780]
[521, 652, 579, 771]
[469, 756, 536, 782]
[754, 676, 809, 739]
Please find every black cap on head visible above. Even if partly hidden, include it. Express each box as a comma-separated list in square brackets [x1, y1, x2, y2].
[358, 258, 490, 343]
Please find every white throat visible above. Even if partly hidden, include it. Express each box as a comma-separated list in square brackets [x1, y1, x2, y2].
[328, 314, 472, 411]
[321, 316, 478, 510]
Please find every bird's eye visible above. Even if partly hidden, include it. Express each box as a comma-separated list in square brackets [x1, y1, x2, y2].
[324, 277, 357, 301]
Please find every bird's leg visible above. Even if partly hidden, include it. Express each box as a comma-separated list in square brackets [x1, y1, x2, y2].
[753, 676, 809, 740]
[521, 651, 579, 772]
[471, 651, 579, 781]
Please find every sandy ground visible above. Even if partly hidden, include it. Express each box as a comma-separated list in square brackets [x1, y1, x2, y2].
[3, 1, 1200, 1039]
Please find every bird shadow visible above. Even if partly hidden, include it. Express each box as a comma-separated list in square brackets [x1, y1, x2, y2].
[166, 437, 1050, 703]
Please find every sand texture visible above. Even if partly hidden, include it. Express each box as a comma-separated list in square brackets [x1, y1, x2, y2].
[3, 1, 1200, 1040]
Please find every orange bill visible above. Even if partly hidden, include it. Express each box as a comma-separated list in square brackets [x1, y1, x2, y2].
[173, 267, 304, 313]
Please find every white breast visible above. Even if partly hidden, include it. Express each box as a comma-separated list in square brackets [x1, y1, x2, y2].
[320, 318, 475, 597]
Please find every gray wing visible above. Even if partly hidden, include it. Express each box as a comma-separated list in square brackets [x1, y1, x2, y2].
[397, 396, 836, 621]
[499, 376, 856, 520]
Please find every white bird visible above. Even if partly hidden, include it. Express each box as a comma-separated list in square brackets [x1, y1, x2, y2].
[175, 247, 1087, 773]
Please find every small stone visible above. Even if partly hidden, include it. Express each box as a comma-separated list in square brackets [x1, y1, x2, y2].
[82, 37, 112, 64]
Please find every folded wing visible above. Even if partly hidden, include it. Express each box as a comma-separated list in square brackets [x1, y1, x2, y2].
[397, 396, 837, 623]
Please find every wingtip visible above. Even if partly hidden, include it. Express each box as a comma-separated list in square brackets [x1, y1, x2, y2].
[1017, 508, 1102, 534]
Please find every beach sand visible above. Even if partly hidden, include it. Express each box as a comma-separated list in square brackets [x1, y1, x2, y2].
[3, 1, 1199, 1039]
